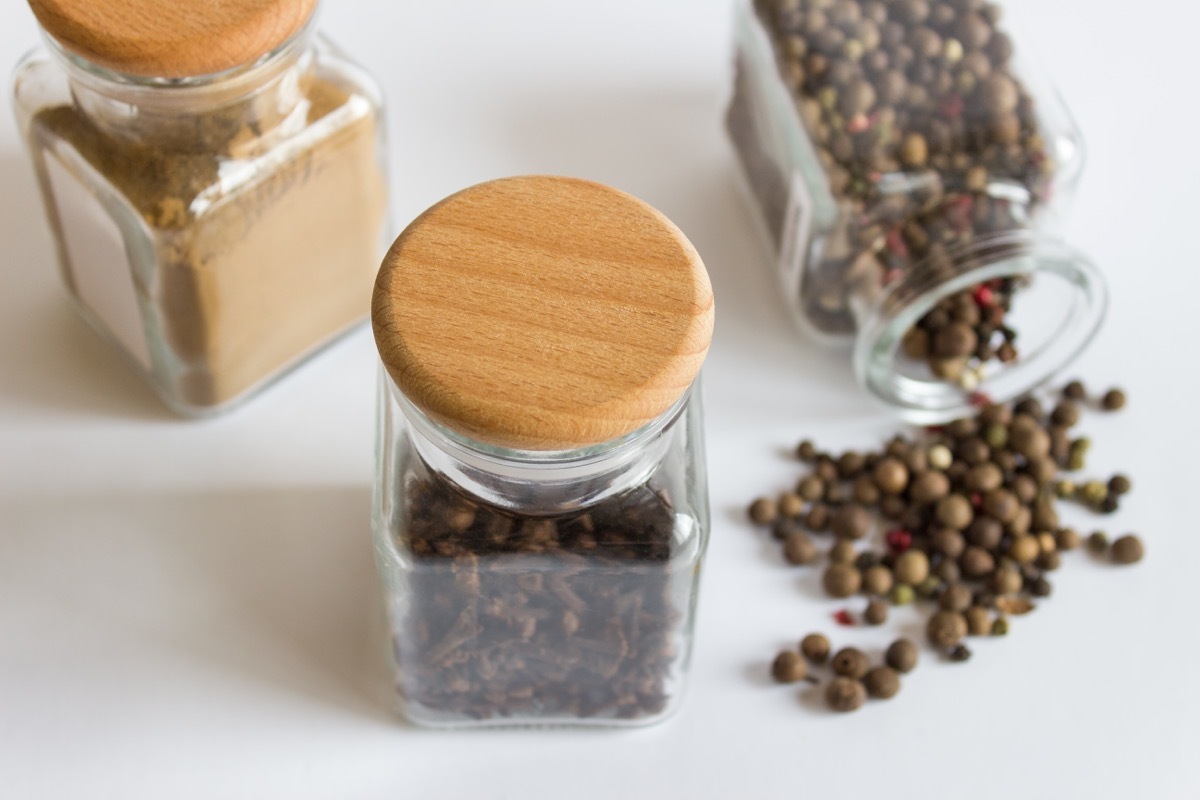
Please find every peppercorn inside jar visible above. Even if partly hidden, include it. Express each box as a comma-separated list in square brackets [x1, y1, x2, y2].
[726, 0, 1106, 422]
[12, 0, 389, 415]
[371, 176, 716, 727]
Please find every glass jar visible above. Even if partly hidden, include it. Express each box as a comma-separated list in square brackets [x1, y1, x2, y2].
[726, 0, 1106, 422]
[371, 176, 715, 728]
[12, 0, 389, 415]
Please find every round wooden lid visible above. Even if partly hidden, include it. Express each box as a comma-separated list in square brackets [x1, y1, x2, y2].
[373, 176, 715, 452]
[28, 0, 316, 78]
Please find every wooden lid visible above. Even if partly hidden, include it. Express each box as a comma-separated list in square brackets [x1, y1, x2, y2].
[373, 176, 714, 452]
[28, 0, 316, 78]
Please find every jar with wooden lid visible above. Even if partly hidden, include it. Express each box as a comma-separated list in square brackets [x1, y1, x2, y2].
[371, 176, 715, 728]
[12, 0, 389, 414]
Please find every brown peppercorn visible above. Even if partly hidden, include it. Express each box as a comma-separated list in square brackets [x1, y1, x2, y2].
[829, 539, 859, 565]
[1031, 497, 1059, 532]
[797, 440, 818, 461]
[981, 489, 1019, 523]
[931, 527, 966, 559]
[863, 564, 895, 596]
[960, 546, 996, 579]
[823, 563, 863, 598]
[832, 647, 870, 679]
[894, 550, 930, 586]
[927, 610, 968, 648]
[989, 565, 1023, 595]
[957, 437, 991, 466]
[1008, 534, 1040, 565]
[779, 492, 805, 518]
[816, 458, 839, 483]
[1050, 400, 1081, 428]
[863, 666, 901, 699]
[885, 638, 918, 673]
[772, 650, 808, 683]
[863, 598, 889, 625]
[749, 497, 778, 526]
[1063, 380, 1086, 400]
[830, 504, 873, 540]
[1101, 388, 1127, 411]
[840, 78, 877, 117]
[1108, 474, 1132, 497]
[825, 676, 867, 712]
[980, 73, 1019, 114]
[873, 457, 910, 495]
[965, 606, 992, 636]
[966, 517, 1003, 550]
[837, 451, 867, 479]
[797, 474, 826, 502]
[909, 470, 950, 504]
[939, 583, 974, 613]
[900, 132, 929, 167]
[1088, 531, 1109, 553]
[1039, 550, 1062, 571]
[1010, 474, 1039, 505]
[1030, 576, 1052, 597]
[1009, 422, 1050, 461]
[933, 321, 977, 358]
[948, 644, 972, 663]
[965, 463, 1003, 493]
[772, 516, 804, 542]
[956, 12, 991, 49]
[783, 532, 819, 565]
[935, 493, 974, 530]
[801, 633, 832, 664]
[934, 558, 961, 584]
[806, 504, 830, 532]
[1111, 535, 1144, 565]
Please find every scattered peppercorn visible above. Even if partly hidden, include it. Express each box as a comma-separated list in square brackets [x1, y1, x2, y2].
[991, 617, 1009, 636]
[927, 610, 968, 648]
[772, 650, 808, 683]
[825, 676, 867, 712]
[947, 644, 972, 663]
[890, 583, 915, 605]
[749, 497, 778, 526]
[1101, 388, 1127, 411]
[1108, 474, 1132, 497]
[801, 633, 831, 664]
[863, 598, 889, 625]
[1110, 535, 1144, 565]
[783, 532, 819, 565]
[863, 666, 901, 699]
[823, 563, 863, 598]
[1087, 531, 1108, 553]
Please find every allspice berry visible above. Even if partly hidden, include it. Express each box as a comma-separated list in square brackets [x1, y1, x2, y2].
[863, 666, 901, 699]
[1111, 535, 1144, 565]
[772, 650, 808, 683]
[832, 647, 870, 680]
[863, 598, 889, 625]
[893, 550, 930, 586]
[927, 610, 968, 648]
[933, 321, 978, 359]
[981, 489, 1019, 523]
[885, 638, 918, 673]
[931, 527, 965, 559]
[797, 474, 825, 501]
[831, 504, 873, 539]
[989, 565, 1023, 595]
[935, 493, 974, 530]
[1101, 388, 1127, 411]
[873, 457, 910, 495]
[960, 546, 996, 579]
[863, 564, 895, 596]
[749, 497, 778, 525]
[823, 563, 863, 598]
[899, 132, 928, 167]
[825, 676, 867, 712]
[779, 492, 805, 518]
[1008, 534, 1041, 565]
[939, 583, 973, 613]
[965, 606, 992, 636]
[801, 633, 831, 664]
[909, 470, 950, 504]
[783, 532, 819, 565]
[830, 539, 858, 564]
[980, 73, 1019, 114]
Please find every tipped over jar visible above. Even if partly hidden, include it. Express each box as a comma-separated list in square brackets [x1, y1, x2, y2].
[727, 0, 1106, 421]
[370, 176, 715, 727]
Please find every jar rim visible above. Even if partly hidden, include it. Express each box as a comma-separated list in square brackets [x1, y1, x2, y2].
[853, 230, 1108, 423]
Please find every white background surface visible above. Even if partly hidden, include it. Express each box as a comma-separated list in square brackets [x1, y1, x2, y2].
[2, 1, 1198, 798]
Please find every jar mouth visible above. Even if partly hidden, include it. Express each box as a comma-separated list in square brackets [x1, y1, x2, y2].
[853, 232, 1107, 424]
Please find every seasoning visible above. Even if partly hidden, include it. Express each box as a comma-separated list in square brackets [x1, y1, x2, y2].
[14, 0, 388, 413]
[885, 638, 918, 674]
[826, 677, 868, 712]
[863, 598, 889, 625]
[863, 666, 901, 699]
[1102, 388, 1127, 411]
[783, 531, 820, 565]
[772, 650, 809, 683]
[823, 563, 863, 597]
[727, 0, 1107, 416]
[372, 177, 715, 727]
[749, 497, 779, 526]
[801, 633, 832, 664]
[1111, 535, 1145, 565]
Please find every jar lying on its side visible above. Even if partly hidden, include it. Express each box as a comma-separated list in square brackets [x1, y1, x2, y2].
[12, 0, 389, 414]
[371, 176, 715, 727]
[726, 0, 1106, 421]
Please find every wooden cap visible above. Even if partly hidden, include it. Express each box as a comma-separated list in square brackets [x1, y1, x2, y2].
[28, 0, 316, 78]
[373, 176, 714, 452]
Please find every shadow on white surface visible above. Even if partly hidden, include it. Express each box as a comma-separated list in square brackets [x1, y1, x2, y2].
[1, 484, 399, 729]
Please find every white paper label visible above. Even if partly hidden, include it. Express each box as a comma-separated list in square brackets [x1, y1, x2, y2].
[45, 155, 150, 369]
[779, 171, 813, 290]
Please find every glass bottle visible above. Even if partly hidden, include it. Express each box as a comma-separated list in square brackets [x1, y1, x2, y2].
[726, 0, 1106, 421]
[371, 176, 715, 727]
[12, 0, 389, 415]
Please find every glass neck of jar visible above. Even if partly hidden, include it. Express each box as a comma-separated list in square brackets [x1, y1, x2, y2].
[386, 373, 690, 515]
[850, 224, 1107, 424]
[45, 23, 316, 152]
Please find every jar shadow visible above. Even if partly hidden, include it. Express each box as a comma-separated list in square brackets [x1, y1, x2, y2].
[2, 483, 403, 728]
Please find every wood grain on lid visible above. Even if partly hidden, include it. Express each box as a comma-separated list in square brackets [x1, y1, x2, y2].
[28, 0, 317, 78]
[372, 176, 715, 452]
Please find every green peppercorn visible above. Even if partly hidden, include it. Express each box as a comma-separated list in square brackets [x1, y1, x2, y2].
[863, 598, 889, 625]
[1056, 480, 1076, 499]
[928, 610, 968, 648]
[1108, 474, 1132, 497]
[823, 563, 862, 598]
[772, 650, 808, 683]
[992, 617, 1010, 636]
[916, 575, 942, 599]
[749, 497, 778, 526]
[1111, 535, 1145, 565]
[832, 647, 870, 679]
[825, 676, 867, 712]
[1081, 480, 1108, 506]
[801, 633, 831, 664]
[984, 423, 1009, 449]
[890, 583, 915, 606]
[1087, 531, 1109, 553]
[863, 666, 901, 699]
[947, 644, 972, 663]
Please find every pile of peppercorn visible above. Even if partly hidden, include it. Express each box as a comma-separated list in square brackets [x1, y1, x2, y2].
[748, 380, 1143, 711]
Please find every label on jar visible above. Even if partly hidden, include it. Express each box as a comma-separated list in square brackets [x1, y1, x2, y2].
[778, 171, 812, 290]
[44, 154, 150, 369]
